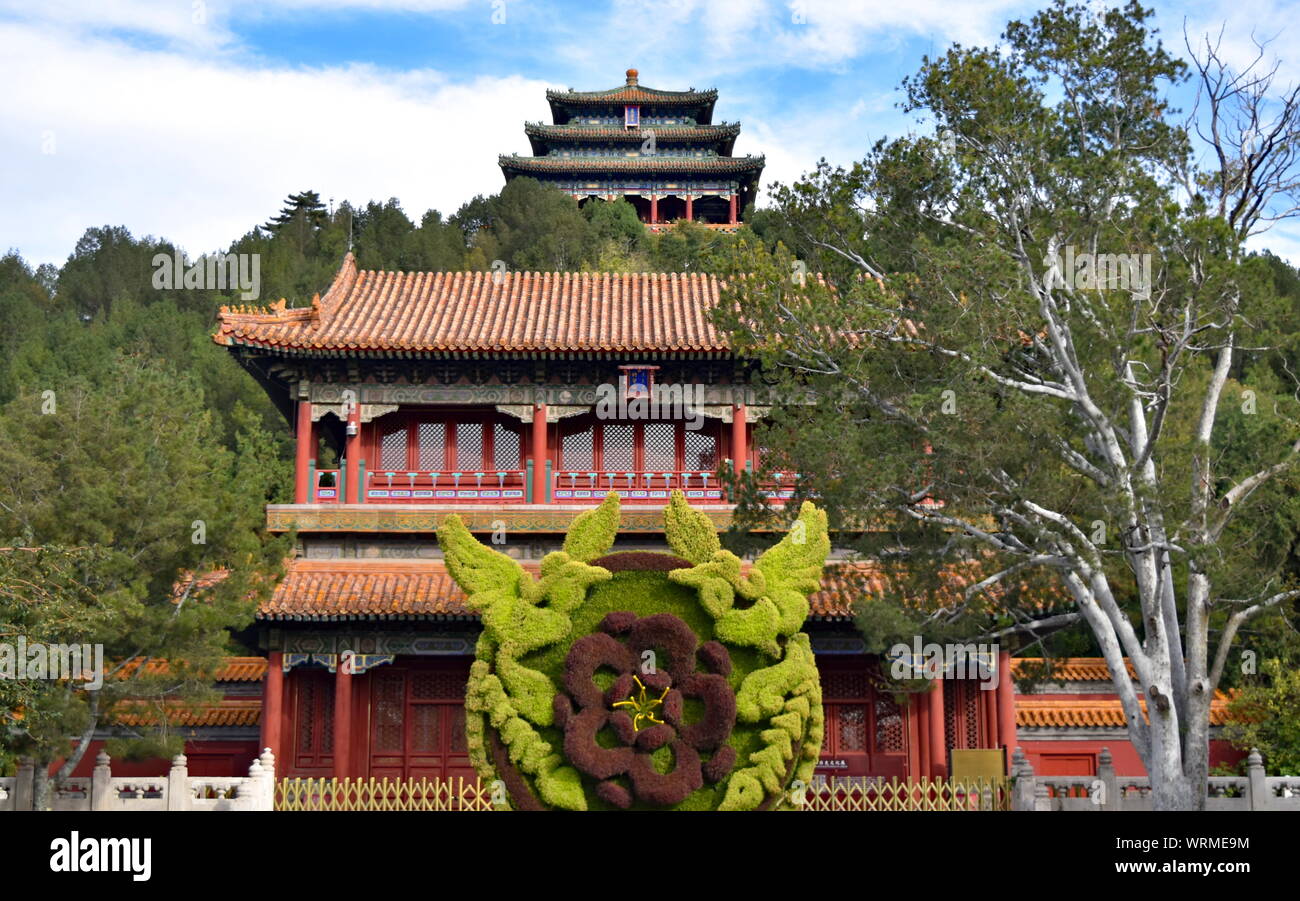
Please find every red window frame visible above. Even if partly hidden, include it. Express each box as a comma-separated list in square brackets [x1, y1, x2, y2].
[557, 418, 721, 472]
[371, 414, 523, 472]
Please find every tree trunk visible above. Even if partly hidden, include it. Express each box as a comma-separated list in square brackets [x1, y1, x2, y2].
[1149, 771, 1202, 811]
[32, 760, 51, 811]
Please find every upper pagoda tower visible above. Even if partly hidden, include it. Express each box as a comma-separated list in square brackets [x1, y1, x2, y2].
[500, 68, 763, 230]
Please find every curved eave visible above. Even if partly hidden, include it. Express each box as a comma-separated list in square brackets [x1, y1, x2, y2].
[499, 155, 765, 179]
[219, 335, 733, 358]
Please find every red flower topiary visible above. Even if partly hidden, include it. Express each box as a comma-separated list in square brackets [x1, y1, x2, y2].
[556, 611, 738, 807]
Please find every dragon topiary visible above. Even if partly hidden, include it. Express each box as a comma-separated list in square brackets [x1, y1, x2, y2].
[437, 490, 830, 811]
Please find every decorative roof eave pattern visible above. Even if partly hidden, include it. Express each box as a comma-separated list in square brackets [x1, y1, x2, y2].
[500, 154, 764, 175]
[214, 256, 732, 356]
[547, 86, 718, 105]
[524, 123, 741, 141]
[114, 699, 262, 727]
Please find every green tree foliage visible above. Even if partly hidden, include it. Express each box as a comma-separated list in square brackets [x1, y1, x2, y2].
[0, 360, 289, 802]
[711, 0, 1300, 809]
[1223, 658, 1300, 775]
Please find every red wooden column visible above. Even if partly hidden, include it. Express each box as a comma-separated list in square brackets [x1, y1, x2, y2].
[728, 193, 738, 224]
[532, 403, 548, 503]
[345, 401, 361, 504]
[983, 681, 999, 749]
[731, 403, 748, 471]
[294, 400, 314, 503]
[261, 651, 284, 761]
[928, 678, 946, 777]
[997, 650, 1017, 765]
[915, 691, 931, 780]
[685, 196, 694, 221]
[650, 195, 659, 224]
[332, 661, 353, 779]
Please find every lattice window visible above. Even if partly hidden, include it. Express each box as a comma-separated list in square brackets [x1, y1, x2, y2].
[417, 422, 445, 471]
[411, 670, 465, 700]
[410, 705, 440, 753]
[562, 427, 594, 470]
[685, 429, 717, 471]
[297, 677, 316, 753]
[821, 668, 869, 701]
[944, 682, 958, 750]
[493, 423, 520, 470]
[838, 705, 868, 752]
[455, 423, 483, 470]
[374, 672, 405, 753]
[380, 425, 407, 471]
[449, 707, 468, 753]
[875, 696, 905, 752]
[644, 422, 676, 471]
[602, 424, 634, 470]
[963, 682, 981, 748]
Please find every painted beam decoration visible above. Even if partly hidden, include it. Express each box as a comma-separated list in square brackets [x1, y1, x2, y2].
[436, 489, 830, 810]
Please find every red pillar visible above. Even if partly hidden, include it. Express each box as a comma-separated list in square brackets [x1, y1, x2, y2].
[333, 662, 353, 779]
[532, 403, 548, 503]
[983, 680, 998, 749]
[928, 678, 946, 777]
[728, 193, 737, 224]
[997, 650, 1017, 768]
[685, 196, 693, 221]
[731, 403, 747, 471]
[294, 400, 313, 503]
[345, 401, 361, 504]
[916, 691, 931, 780]
[650, 195, 659, 224]
[261, 651, 284, 762]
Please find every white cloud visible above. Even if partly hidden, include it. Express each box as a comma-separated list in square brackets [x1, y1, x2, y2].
[0, 19, 547, 265]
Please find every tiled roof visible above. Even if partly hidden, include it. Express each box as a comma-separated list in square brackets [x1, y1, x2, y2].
[547, 86, 717, 106]
[261, 558, 870, 621]
[1012, 657, 1138, 682]
[524, 123, 739, 142]
[500, 154, 764, 174]
[119, 657, 268, 682]
[214, 255, 729, 356]
[1017, 698, 1231, 728]
[114, 699, 262, 728]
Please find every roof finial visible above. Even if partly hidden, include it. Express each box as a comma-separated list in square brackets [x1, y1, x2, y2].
[626, 68, 638, 86]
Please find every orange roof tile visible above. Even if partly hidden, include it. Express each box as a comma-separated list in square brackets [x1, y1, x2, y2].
[114, 699, 262, 728]
[1012, 657, 1138, 682]
[214, 255, 730, 356]
[119, 657, 268, 682]
[1017, 698, 1232, 728]
[262, 558, 868, 621]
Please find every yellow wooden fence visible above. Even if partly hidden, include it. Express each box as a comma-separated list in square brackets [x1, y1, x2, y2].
[276, 776, 496, 811]
[800, 776, 1012, 811]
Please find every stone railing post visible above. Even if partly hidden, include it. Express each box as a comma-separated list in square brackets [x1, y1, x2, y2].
[1098, 747, 1119, 811]
[14, 758, 34, 812]
[90, 751, 114, 811]
[1010, 747, 1037, 811]
[167, 754, 191, 811]
[1246, 748, 1268, 811]
[1033, 781, 1053, 812]
[256, 748, 276, 811]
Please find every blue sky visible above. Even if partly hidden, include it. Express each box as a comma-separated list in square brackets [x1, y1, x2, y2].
[2, 0, 1299, 266]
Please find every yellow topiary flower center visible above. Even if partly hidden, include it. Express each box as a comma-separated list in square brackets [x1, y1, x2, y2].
[611, 675, 668, 731]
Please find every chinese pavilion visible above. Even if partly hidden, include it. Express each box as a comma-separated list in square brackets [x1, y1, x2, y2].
[59, 258, 1244, 786]
[500, 69, 763, 230]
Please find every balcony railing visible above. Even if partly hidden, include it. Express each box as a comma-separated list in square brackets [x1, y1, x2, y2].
[310, 469, 528, 504]
[552, 470, 724, 503]
[306, 466, 803, 505]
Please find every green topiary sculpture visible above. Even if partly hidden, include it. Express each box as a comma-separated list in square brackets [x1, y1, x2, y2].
[437, 490, 830, 810]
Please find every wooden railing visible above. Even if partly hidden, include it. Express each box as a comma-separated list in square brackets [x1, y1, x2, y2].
[309, 469, 528, 504]
[276, 776, 496, 811]
[800, 776, 1012, 811]
[552, 470, 725, 503]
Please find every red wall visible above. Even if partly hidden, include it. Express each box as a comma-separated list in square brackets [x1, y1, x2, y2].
[55, 740, 260, 779]
[1018, 739, 1246, 777]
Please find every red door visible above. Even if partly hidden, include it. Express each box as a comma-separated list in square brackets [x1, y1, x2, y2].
[367, 660, 474, 782]
[817, 660, 909, 779]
